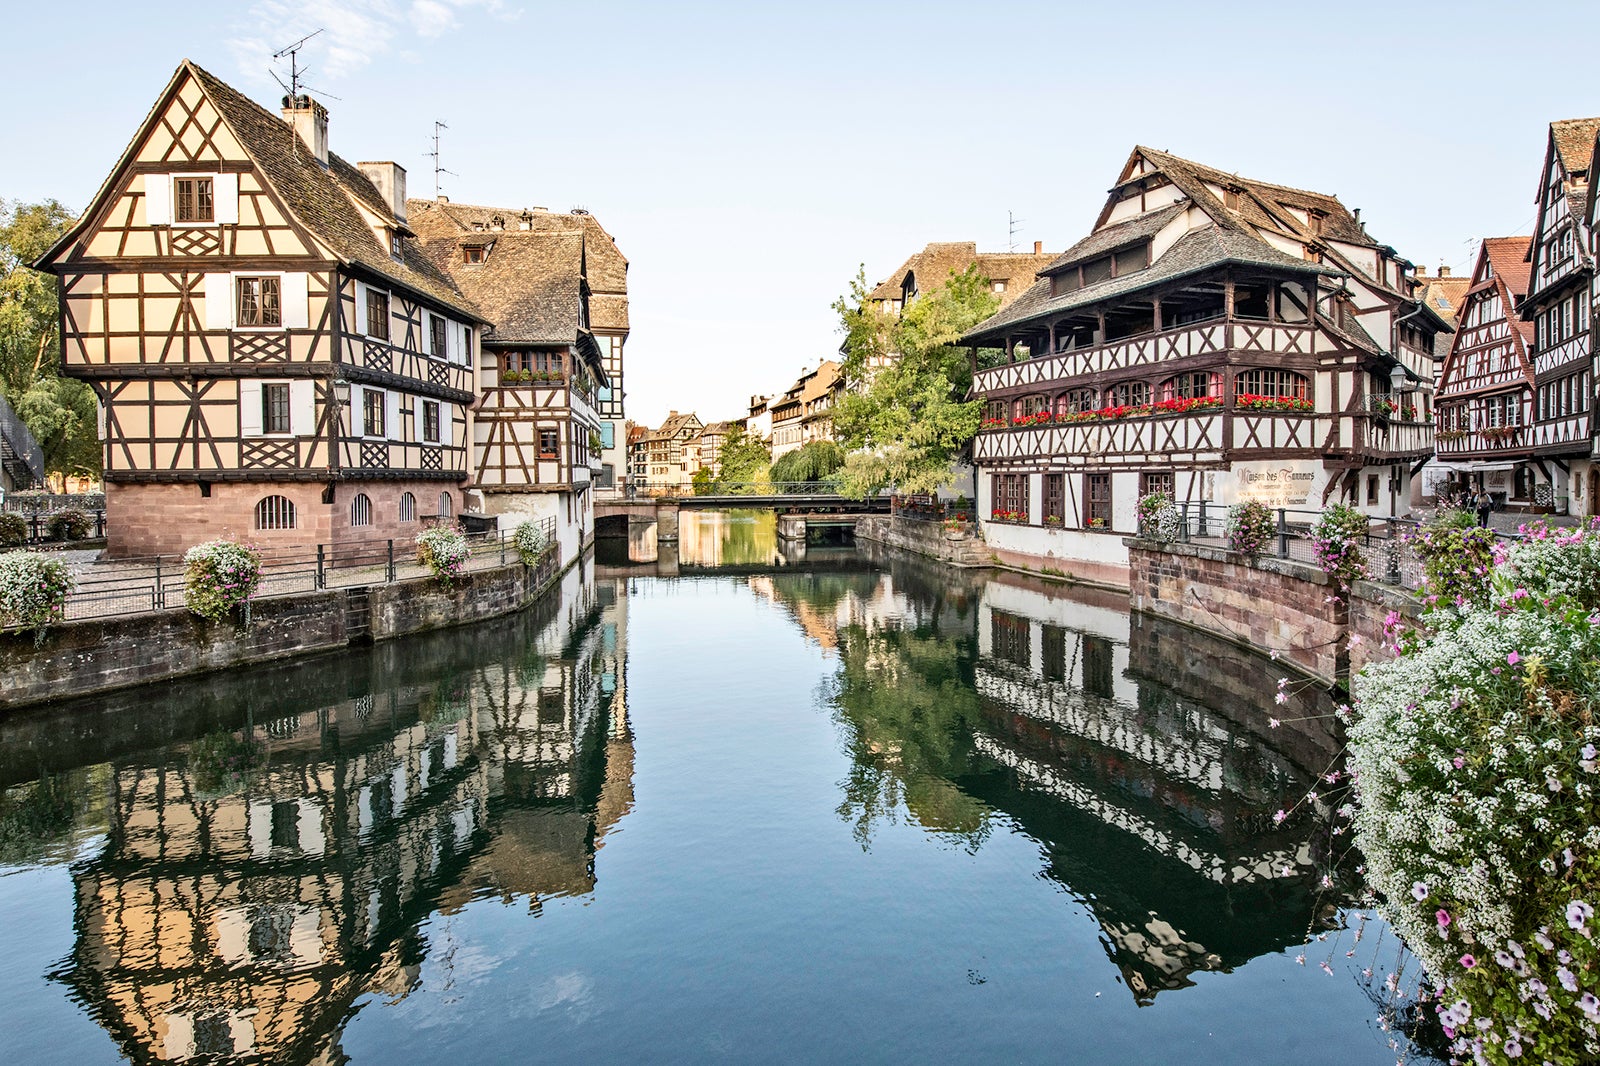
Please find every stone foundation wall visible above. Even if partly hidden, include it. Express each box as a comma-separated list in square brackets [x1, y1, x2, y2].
[0, 547, 566, 710]
[1125, 538, 1421, 689]
[854, 515, 993, 568]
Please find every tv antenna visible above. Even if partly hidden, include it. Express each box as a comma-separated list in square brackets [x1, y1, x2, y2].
[428, 121, 457, 198]
[270, 29, 324, 99]
[1008, 210, 1024, 253]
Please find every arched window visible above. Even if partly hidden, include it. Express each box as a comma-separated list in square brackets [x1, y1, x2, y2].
[1236, 369, 1309, 400]
[1159, 372, 1222, 402]
[255, 495, 295, 530]
[399, 492, 417, 523]
[1014, 395, 1049, 419]
[438, 491, 453, 518]
[1105, 380, 1151, 408]
[350, 493, 372, 527]
[1056, 388, 1097, 415]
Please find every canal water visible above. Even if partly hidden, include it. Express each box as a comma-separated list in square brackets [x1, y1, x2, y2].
[0, 512, 1441, 1064]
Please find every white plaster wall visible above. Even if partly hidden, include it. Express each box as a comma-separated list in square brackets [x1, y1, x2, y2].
[982, 523, 1129, 569]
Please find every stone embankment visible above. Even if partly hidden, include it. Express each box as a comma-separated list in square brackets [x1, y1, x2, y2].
[0, 549, 566, 710]
[853, 515, 994, 568]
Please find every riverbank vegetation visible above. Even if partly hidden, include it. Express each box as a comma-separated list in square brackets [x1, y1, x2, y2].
[1350, 520, 1600, 1064]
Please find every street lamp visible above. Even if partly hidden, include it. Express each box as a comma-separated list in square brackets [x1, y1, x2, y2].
[1389, 363, 1413, 393]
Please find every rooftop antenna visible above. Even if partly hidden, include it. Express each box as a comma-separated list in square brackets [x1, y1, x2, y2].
[1008, 210, 1024, 253]
[270, 29, 324, 100]
[428, 121, 457, 199]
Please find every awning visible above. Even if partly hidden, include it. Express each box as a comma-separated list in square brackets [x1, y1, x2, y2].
[1425, 460, 1521, 474]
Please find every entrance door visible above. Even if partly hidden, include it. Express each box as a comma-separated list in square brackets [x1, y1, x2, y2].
[1589, 469, 1599, 518]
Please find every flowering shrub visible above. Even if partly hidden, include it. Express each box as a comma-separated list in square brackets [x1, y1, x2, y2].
[1311, 503, 1368, 585]
[1235, 393, 1314, 413]
[183, 539, 263, 622]
[0, 513, 25, 547]
[512, 519, 551, 566]
[1136, 491, 1181, 542]
[1350, 523, 1600, 1064]
[0, 551, 74, 633]
[46, 509, 93, 541]
[417, 526, 469, 581]
[1226, 500, 1275, 557]
[1406, 518, 1498, 613]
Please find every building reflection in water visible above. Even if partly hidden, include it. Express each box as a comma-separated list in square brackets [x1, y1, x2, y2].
[4, 563, 633, 1066]
[760, 546, 1346, 1005]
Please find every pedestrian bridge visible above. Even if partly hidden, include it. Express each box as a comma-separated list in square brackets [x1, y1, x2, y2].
[594, 483, 889, 543]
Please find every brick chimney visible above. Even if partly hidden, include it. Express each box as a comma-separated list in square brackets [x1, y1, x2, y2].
[1439, 265, 1451, 277]
[1033, 241, 1042, 254]
[281, 94, 329, 167]
[1415, 264, 1427, 277]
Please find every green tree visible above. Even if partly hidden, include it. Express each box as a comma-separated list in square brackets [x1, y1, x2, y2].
[691, 467, 714, 495]
[831, 263, 999, 498]
[713, 424, 770, 492]
[770, 439, 843, 489]
[1, 198, 99, 479]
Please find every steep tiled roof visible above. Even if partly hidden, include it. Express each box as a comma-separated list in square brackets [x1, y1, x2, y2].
[1411, 271, 1472, 329]
[1041, 204, 1186, 276]
[964, 223, 1334, 343]
[407, 199, 629, 331]
[868, 242, 1059, 308]
[1481, 237, 1536, 346]
[1550, 118, 1600, 175]
[416, 229, 585, 344]
[185, 63, 480, 319]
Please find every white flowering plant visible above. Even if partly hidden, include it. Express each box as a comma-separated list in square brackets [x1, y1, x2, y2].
[1226, 500, 1275, 558]
[416, 526, 469, 581]
[1135, 492, 1182, 542]
[0, 550, 75, 634]
[512, 520, 550, 567]
[1350, 521, 1600, 1064]
[183, 539, 263, 622]
[1312, 503, 1368, 586]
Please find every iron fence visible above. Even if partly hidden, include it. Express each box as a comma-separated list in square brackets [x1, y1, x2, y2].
[54, 516, 558, 622]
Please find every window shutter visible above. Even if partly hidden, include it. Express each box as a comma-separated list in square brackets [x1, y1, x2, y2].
[459, 324, 472, 365]
[213, 173, 239, 224]
[353, 280, 367, 335]
[386, 390, 402, 441]
[204, 273, 232, 330]
[239, 380, 263, 437]
[144, 174, 171, 225]
[446, 319, 460, 364]
[349, 385, 363, 436]
[281, 273, 309, 329]
[289, 379, 314, 436]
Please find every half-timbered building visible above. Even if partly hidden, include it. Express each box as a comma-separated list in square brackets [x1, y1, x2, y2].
[1524, 117, 1600, 517]
[412, 211, 610, 560]
[1432, 238, 1540, 508]
[36, 61, 486, 557]
[963, 147, 1448, 581]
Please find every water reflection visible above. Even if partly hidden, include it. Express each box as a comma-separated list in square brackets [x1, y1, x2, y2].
[2, 563, 629, 1065]
[757, 548, 1345, 1004]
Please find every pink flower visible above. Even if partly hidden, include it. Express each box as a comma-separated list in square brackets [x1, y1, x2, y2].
[1458, 954, 1475, 968]
[1436, 909, 1451, 931]
[1507, 651, 1521, 666]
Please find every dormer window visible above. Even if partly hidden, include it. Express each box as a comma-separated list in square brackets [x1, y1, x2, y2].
[389, 230, 403, 258]
[463, 243, 488, 264]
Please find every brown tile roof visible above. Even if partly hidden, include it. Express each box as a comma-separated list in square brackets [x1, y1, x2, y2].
[1410, 272, 1472, 328]
[868, 242, 1060, 308]
[1550, 118, 1600, 175]
[1041, 203, 1186, 277]
[184, 63, 482, 320]
[408, 199, 629, 331]
[1480, 236, 1536, 346]
[416, 228, 587, 345]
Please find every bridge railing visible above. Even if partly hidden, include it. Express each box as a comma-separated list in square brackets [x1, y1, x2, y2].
[624, 480, 878, 500]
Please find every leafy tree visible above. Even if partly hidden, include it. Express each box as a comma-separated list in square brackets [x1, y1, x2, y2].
[691, 467, 714, 495]
[770, 439, 843, 489]
[1, 198, 99, 479]
[713, 424, 770, 492]
[831, 263, 999, 498]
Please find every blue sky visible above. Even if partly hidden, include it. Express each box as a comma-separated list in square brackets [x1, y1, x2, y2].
[5, 0, 1598, 427]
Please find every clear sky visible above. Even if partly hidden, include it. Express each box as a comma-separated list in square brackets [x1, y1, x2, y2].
[5, 0, 1598, 428]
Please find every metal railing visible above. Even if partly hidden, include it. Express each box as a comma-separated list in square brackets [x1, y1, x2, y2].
[0, 393, 45, 488]
[623, 480, 870, 499]
[890, 495, 976, 524]
[3, 508, 107, 545]
[1, 493, 106, 513]
[51, 516, 559, 622]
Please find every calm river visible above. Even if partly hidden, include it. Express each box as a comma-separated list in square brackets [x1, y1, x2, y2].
[0, 512, 1441, 1064]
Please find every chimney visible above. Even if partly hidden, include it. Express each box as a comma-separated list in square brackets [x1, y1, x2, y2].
[281, 94, 329, 167]
[1033, 241, 1042, 254]
[357, 162, 407, 224]
[1439, 265, 1451, 278]
[1415, 264, 1427, 277]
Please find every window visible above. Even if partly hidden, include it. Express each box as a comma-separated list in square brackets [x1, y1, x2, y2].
[255, 495, 295, 530]
[1082, 635, 1114, 698]
[1086, 473, 1112, 528]
[1043, 473, 1065, 525]
[1236, 369, 1309, 400]
[463, 244, 486, 264]
[1367, 475, 1379, 505]
[991, 472, 1028, 518]
[399, 492, 416, 523]
[1042, 625, 1066, 682]
[237, 276, 282, 327]
[1234, 283, 1271, 320]
[991, 609, 1031, 668]
[175, 177, 214, 223]
[1106, 380, 1151, 408]
[350, 493, 372, 527]
[363, 389, 385, 437]
[262, 383, 291, 434]
[501, 351, 565, 378]
[538, 428, 559, 458]
[438, 491, 453, 517]
[365, 288, 390, 340]
[1057, 388, 1097, 415]
[430, 315, 447, 359]
[389, 230, 403, 258]
[421, 400, 441, 443]
[1016, 395, 1049, 419]
[992, 281, 1006, 292]
[984, 399, 1008, 423]
[1141, 471, 1175, 498]
[1160, 372, 1222, 401]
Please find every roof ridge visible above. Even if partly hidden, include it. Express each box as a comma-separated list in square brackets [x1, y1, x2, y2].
[1136, 145, 1345, 204]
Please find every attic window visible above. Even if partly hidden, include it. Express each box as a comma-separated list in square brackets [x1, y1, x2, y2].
[992, 281, 1006, 293]
[389, 230, 403, 258]
[1223, 188, 1241, 210]
[463, 244, 488, 264]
